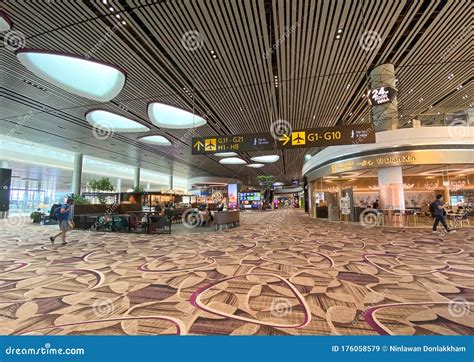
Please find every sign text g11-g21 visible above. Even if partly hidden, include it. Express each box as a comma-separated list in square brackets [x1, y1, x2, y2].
[191, 123, 375, 155]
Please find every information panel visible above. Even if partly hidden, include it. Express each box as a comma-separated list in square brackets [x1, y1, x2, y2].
[192, 133, 275, 154]
[276, 123, 375, 150]
[192, 124, 375, 155]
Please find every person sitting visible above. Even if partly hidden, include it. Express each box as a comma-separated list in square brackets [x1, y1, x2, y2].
[217, 202, 224, 212]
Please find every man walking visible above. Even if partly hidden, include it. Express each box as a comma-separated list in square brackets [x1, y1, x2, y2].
[431, 194, 455, 234]
[50, 197, 75, 245]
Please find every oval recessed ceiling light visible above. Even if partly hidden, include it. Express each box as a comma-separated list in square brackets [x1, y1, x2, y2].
[148, 102, 207, 129]
[138, 135, 172, 146]
[16, 49, 126, 102]
[86, 109, 150, 133]
[219, 157, 247, 165]
[250, 155, 280, 163]
[246, 163, 264, 168]
[214, 152, 238, 157]
[273, 182, 285, 186]
[0, 10, 12, 32]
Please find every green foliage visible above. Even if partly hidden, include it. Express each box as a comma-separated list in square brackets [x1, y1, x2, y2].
[132, 185, 145, 193]
[89, 177, 115, 192]
[256, 175, 275, 190]
[71, 194, 90, 205]
[30, 211, 41, 223]
[89, 177, 115, 204]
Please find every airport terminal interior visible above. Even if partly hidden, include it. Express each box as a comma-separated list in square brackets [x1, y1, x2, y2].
[0, 1, 472, 336]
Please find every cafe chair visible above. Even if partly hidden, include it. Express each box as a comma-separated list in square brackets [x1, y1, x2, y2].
[149, 216, 171, 234]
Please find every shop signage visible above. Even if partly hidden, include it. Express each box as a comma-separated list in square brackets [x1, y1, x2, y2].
[367, 86, 397, 106]
[340, 195, 351, 215]
[160, 189, 185, 194]
[331, 154, 417, 174]
[192, 124, 375, 154]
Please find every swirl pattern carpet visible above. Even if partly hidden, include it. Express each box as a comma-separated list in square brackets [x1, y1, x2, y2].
[0, 209, 472, 335]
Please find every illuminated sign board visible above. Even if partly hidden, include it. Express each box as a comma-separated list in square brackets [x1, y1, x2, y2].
[368, 86, 397, 106]
[192, 124, 375, 154]
[192, 133, 274, 154]
[276, 124, 375, 150]
[227, 183, 238, 209]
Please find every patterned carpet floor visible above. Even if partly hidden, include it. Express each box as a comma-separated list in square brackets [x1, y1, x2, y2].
[0, 209, 472, 336]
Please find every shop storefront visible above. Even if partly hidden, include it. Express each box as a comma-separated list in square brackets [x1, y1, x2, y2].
[303, 127, 473, 227]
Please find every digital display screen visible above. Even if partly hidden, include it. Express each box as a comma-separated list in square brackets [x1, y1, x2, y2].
[227, 184, 238, 209]
[239, 192, 261, 208]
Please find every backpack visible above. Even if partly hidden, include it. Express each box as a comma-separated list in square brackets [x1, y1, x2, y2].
[429, 202, 435, 218]
[50, 204, 61, 221]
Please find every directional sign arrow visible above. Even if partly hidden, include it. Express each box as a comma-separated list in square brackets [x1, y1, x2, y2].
[193, 140, 204, 150]
[279, 134, 290, 145]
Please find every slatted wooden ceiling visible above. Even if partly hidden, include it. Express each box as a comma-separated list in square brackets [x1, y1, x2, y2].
[0, 0, 472, 184]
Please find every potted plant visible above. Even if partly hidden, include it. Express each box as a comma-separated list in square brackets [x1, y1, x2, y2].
[30, 210, 42, 223]
[256, 175, 275, 209]
[89, 177, 115, 204]
[71, 194, 90, 205]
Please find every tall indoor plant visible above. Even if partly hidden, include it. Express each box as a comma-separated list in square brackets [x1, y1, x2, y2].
[89, 177, 115, 204]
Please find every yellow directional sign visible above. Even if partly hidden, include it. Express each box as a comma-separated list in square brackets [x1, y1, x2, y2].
[193, 140, 204, 151]
[292, 131, 306, 145]
[205, 138, 216, 151]
[279, 134, 290, 145]
[191, 124, 375, 155]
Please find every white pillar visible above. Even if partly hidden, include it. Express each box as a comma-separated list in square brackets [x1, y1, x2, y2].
[146, 182, 150, 191]
[72, 153, 83, 196]
[133, 167, 140, 188]
[169, 175, 174, 190]
[116, 178, 122, 192]
[377, 166, 405, 210]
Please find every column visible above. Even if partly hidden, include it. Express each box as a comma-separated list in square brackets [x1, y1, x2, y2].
[133, 167, 140, 188]
[72, 153, 83, 196]
[377, 166, 405, 210]
[116, 178, 122, 193]
[369, 63, 398, 131]
[169, 175, 174, 190]
[443, 185, 450, 203]
[146, 182, 150, 191]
